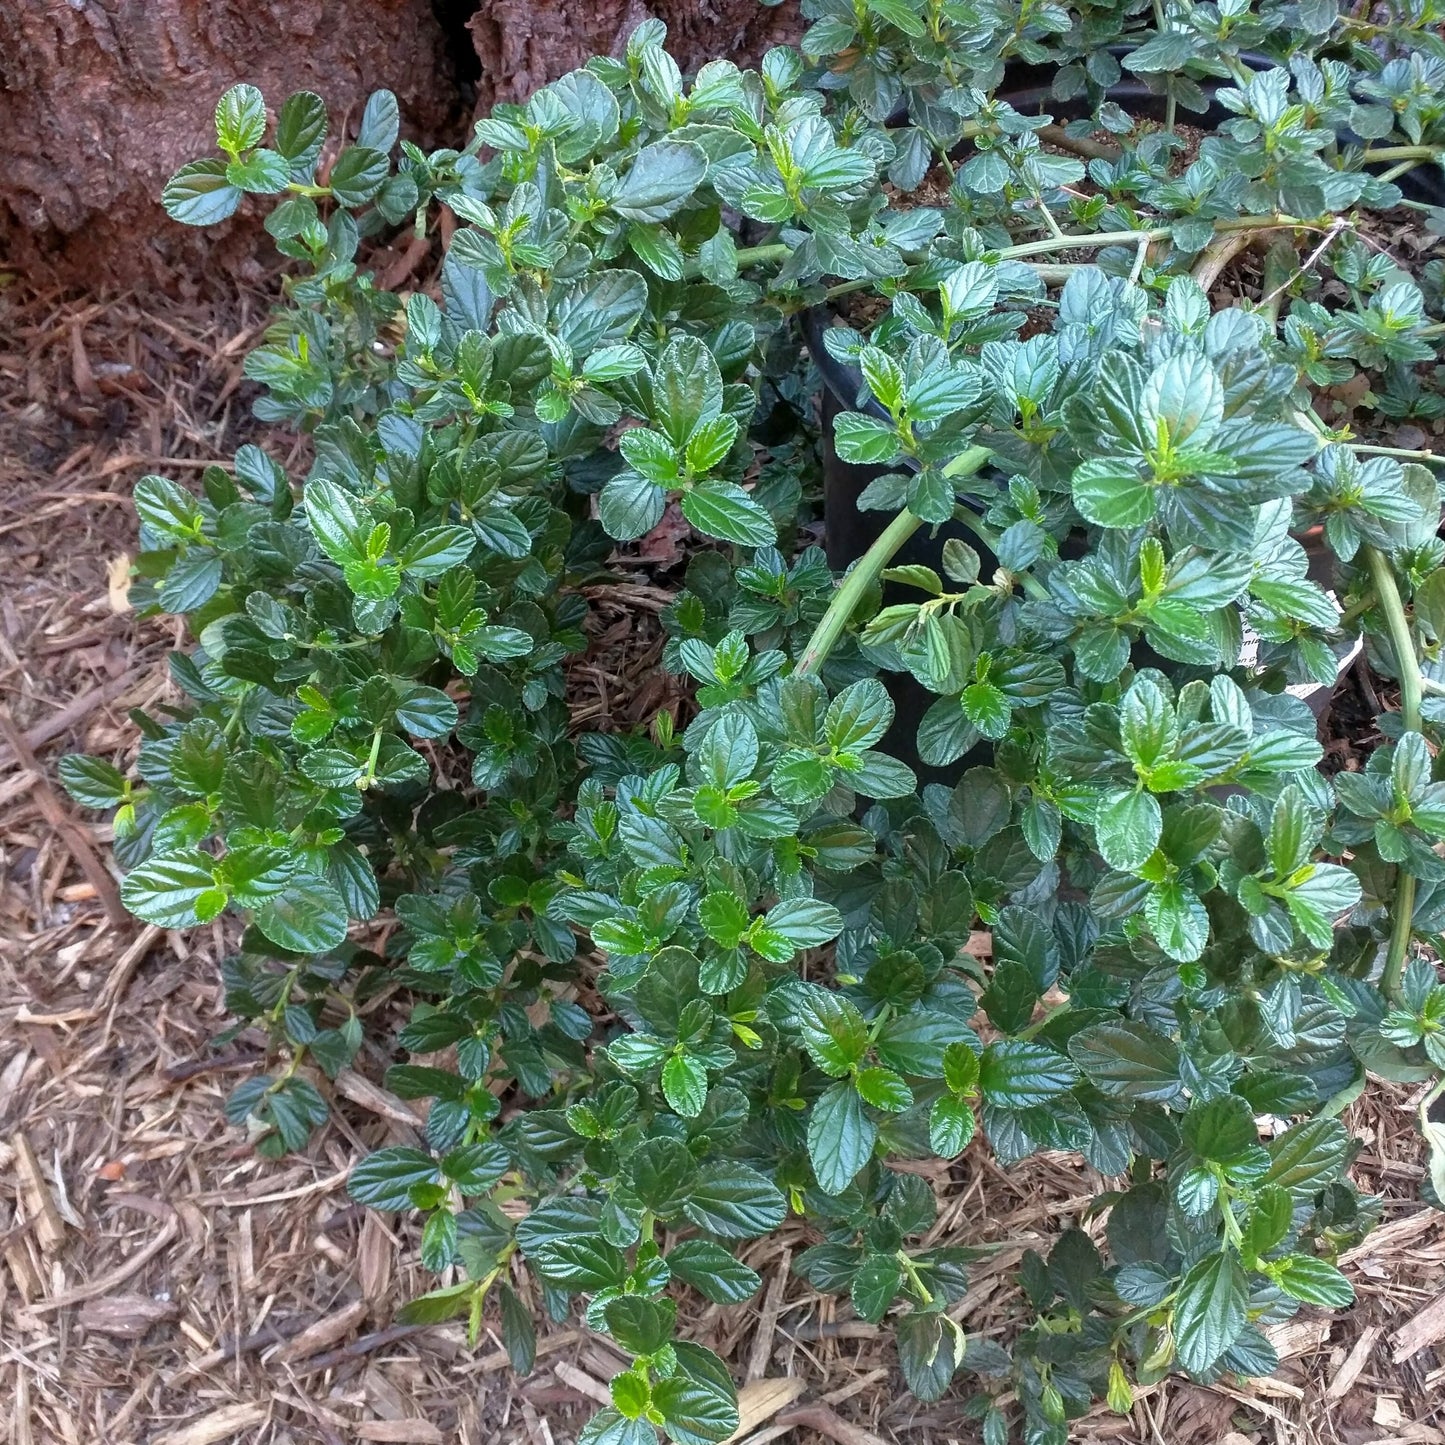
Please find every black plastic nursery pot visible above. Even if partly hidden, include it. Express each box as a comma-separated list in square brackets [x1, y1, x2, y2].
[807, 53, 1443, 780]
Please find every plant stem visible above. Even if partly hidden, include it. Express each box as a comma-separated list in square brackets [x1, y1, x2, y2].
[1361, 144, 1444, 164]
[1365, 544, 1423, 1002]
[951, 508, 1052, 601]
[895, 1249, 935, 1305]
[797, 446, 991, 676]
[797, 507, 923, 677]
[1256, 243, 1293, 329]
[1379, 157, 1427, 185]
[997, 226, 1171, 261]
[1019, 997, 1071, 1039]
[732, 242, 793, 270]
[737, 215, 1311, 289]
[1036, 193, 1068, 243]
[819, 262, 1090, 303]
[993, 214, 1303, 264]
[1191, 230, 1253, 293]
[1337, 591, 1376, 628]
[1036, 123, 1118, 162]
[1351, 443, 1445, 466]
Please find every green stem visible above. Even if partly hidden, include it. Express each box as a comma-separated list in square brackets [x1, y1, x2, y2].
[797, 446, 992, 676]
[1337, 591, 1376, 628]
[1361, 144, 1444, 164]
[734, 215, 1310, 291]
[895, 1249, 935, 1306]
[361, 725, 384, 789]
[1257, 243, 1293, 329]
[1379, 158, 1427, 185]
[732, 242, 793, 270]
[1018, 997, 1071, 1039]
[797, 507, 923, 677]
[997, 226, 1171, 261]
[1291, 406, 1445, 468]
[819, 262, 1088, 304]
[1365, 544, 1423, 1002]
[1036, 192, 1068, 244]
[993, 213, 1302, 264]
[1350, 443, 1445, 466]
[952, 508, 1051, 601]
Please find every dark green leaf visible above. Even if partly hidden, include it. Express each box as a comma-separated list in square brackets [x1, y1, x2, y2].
[851, 1253, 903, 1323]
[979, 1041, 1079, 1108]
[612, 140, 709, 223]
[162, 159, 242, 226]
[254, 876, 349, 953]
[329, 146, 389, 206]
[348, 1147, 439, 1210]
[666, 1240, 761, 1304]
[807, 1080, 876, 1195]
[121, 849, 218, 928]
[683, 1163, 787, 1239]
[681, 483, 776, 548]
[1174, 1250, 1247, 1375]
[652, 1342, 739, 1445]
[1274, 1254, 1354, 1308]
[1068, 1022, 1182, 1102]
[59, 755, 128, 809]
[796, 989, 869, 1076]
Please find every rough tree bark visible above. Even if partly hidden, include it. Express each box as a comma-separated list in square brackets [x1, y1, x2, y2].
[0, 0, 458, 287]
[467, 0, 801, 112]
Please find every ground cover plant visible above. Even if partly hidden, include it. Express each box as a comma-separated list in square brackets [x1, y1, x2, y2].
[60, 3, 1445, 1440]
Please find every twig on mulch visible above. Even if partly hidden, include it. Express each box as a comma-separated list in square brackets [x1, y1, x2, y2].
[775, 1402, 890, 1445]
[289, 1323, 431, 1374]
[167, 1313, 319, 1384]
[0, 705, 128, 926]
[29, 1214, 180, 1312]
[0, 667, 147, 772]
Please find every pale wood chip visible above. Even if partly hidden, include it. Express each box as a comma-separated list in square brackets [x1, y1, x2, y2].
[1375, 1397, 1406, 1428]
[1392, 1287, 1445, 1363]
[1264, 1314, 1330, 1360]
[272, 1299, 368, 1362]
[774, 1402, 889, 1445]
[1339, 1208, 1441, 1265]
[745, 1246, 790, 1381]
[355, 1423, 446, 1444]
[151, 1403, 269, 1445]
[1326, 1324, 1381, 1400]
[10, 1131, 67, 1254]
[722, 1378, 807, 1442]
[359, 1209, 393, 1302]
[553, 1360, 612, 1406]
[31, 1215, 178, 1312]
[335, 1069, 425, 1129]
[78, 1293, 179, 1338]
[821, 1368, 886, 1407]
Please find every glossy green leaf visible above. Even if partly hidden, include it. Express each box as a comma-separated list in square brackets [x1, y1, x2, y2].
[612, 140, 709, 223]
[807, 1080, 877, 1195]
[1173, 1250, 1247, 1375]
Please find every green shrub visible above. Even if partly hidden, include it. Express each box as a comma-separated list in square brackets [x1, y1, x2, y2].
[64, 6, 1445, 1440]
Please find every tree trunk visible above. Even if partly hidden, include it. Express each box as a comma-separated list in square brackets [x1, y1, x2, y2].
[0, 0, 459, 288]
[466, 0, 801, 112]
